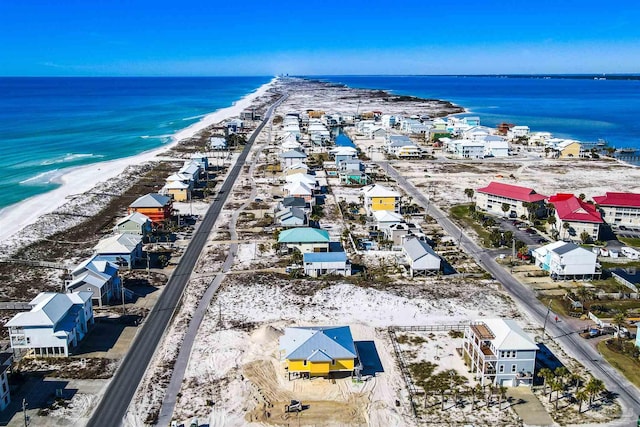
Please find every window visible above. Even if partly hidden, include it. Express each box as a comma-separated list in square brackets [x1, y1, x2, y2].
[499, 365, 504, 373]
[331, 359, 336, 365]
[303, 360, 307, 366]
[511, 365, 517, 373]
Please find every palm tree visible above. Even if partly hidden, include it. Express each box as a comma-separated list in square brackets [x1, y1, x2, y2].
[470, 384, 481, 410]
[570, 373, 583, 393]
[501, 203, 511, 217]
[464, 188, 474, 202]
[585, 377, 605, 406]
[537, 367, 554, 395]
[554, 366, 569, 387]
[562, 221, 571, 239]
[497, 385, 507, 410]
[575, 286, 593, 309]
[612, 310, 628, 348]
[575, 388, 589, 413]
[551, 379, 564, 408]
[580, 230, 592, 244]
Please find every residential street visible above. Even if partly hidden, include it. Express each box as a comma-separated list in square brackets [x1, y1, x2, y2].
[87, 93, 286, 427]
[379, 160, 640, 425]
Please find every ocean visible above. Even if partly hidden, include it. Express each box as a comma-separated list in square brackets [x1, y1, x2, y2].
[0, 77, 271, 209]
[315, 75, 640, 151]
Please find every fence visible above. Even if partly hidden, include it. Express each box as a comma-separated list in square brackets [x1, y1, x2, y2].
[388, 323, 471, 421]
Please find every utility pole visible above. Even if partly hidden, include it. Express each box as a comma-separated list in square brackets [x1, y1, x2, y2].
[22, 398, 28, 427]
[121, 281, 126, 316]
[541, 299, 552, 341]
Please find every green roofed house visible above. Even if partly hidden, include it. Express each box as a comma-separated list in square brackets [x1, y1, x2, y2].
[278, 227, 330, 253]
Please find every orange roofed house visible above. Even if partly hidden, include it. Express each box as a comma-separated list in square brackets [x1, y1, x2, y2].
[548, 193, 603, 242]
[475, 182, 547, 219]
[128, 193, 173, 225]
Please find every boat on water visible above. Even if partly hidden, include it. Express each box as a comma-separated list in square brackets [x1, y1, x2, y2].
[617, 147, 636, 154]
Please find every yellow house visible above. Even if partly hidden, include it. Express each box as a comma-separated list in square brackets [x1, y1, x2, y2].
[164, 181, 190, 202]
[280, 326, 357, 380]
[559, 140, 581, 158]
[360, 183, 402, 216]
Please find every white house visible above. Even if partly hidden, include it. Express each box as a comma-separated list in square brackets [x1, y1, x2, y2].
[385, 135, 414, 155]
[209, 136, 227, 150]
[482, 136, 509, 158]
[509, 126, 530, 139]
[283, 181, 314, 203]
[532, 241, 600, 280]
[279, 150, 307, 169]
[303, 251, 351, 277]
[5, 292, 94, 357]
[449, 139, 485, 159]
[402, 237, 441, 277]
[66, 255, 122, 307]
[179, 160, 201, 184]
[275, 206, 307, 227]
[463, 318, 538, 387]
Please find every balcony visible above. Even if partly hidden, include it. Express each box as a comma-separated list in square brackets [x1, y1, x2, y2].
[10, 335, 26, 346]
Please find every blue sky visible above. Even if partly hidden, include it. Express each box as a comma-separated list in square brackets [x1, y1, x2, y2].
[1, 0, 639, 76]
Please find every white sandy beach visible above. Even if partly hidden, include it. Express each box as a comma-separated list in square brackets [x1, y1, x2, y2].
[0, 78, 276, 245]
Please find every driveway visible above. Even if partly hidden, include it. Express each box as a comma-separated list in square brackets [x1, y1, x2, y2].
[507, 387, 554, 426]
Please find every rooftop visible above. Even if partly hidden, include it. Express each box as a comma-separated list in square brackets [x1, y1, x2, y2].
[280, 326, 357, 361]
[548, 193, 603, 223]
[278, 227, 330, 243]
[129, 193, 172, 208]
[593, 192, 640, 208]
[477, 181, 547, 203]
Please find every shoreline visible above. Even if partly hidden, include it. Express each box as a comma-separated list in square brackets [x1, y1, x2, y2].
[0, 77, 277, 244]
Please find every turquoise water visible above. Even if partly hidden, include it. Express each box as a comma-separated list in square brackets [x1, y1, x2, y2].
[315, 75, 640, 150]
[0, 77, 271, 209]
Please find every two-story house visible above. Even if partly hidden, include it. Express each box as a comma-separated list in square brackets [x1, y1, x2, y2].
[532, 241, 600, 280]
[463, 318, 538, 387]
[277, 227, 330, 253]
[66, 255, 122, 307]
[128, 193, 173, 225]
[279, 326, 357, 380]
[361, 184, 402, 216]
[5, 292, 94, 357]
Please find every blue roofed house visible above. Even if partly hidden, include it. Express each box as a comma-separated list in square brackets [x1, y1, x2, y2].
[93, 233, 143, 268]
[280, 326, 357, 379]
[66, 255, 122, 307]
[278, 227, 330, 253]
[303, 251, 351, 277]
[5, 292, 94, 357]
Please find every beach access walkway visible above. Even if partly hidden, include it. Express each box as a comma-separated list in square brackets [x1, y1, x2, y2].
[87, 93, 287, 427]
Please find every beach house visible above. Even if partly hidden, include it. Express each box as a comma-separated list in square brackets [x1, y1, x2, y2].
[532, 241, 599, 280]
[163, 180, 191, 202]
[114, 212, 152, 236]
[385, 135, 414, 156]
[360, 184, 402, 216]
[128, 193, 173, 225]
[275, 206, 307, 227]
[402, 237, 441, 277]
[463, 318, 538, 387]
[475, 182, 547, 219]
[0, 353, 11, 411]
[66, 255, 121, 307]
[209, 136, 227, 150]
[279, 326, 357, 379]
[93, 233, 143, 268]
[5, 292, 94, 358]
[548, 193, 603, 241]
[279, 150, 307, 169]
[277, 227, 330, 253]
[592, 192, 640, 228]
[179, 160, 201, 184]
[303, 251, 351, 277]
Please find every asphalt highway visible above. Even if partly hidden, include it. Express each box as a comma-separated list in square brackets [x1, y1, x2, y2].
[87, 93, 286, 427]
[380, 161, 640, 425]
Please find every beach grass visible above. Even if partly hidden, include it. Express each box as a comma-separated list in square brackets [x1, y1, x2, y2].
[449, 204, 491, 247]
[597, 340, 640, 389]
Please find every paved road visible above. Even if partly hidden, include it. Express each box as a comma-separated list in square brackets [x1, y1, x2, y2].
[88, 94, 286, 427]
[379, 161, 640, 425]
[156, 121, 274, 426]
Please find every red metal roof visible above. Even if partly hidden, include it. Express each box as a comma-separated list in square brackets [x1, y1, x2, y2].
[593, 192, 640, 208]
[548, 193, 603, 223]
[476, 181, 547, 202]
